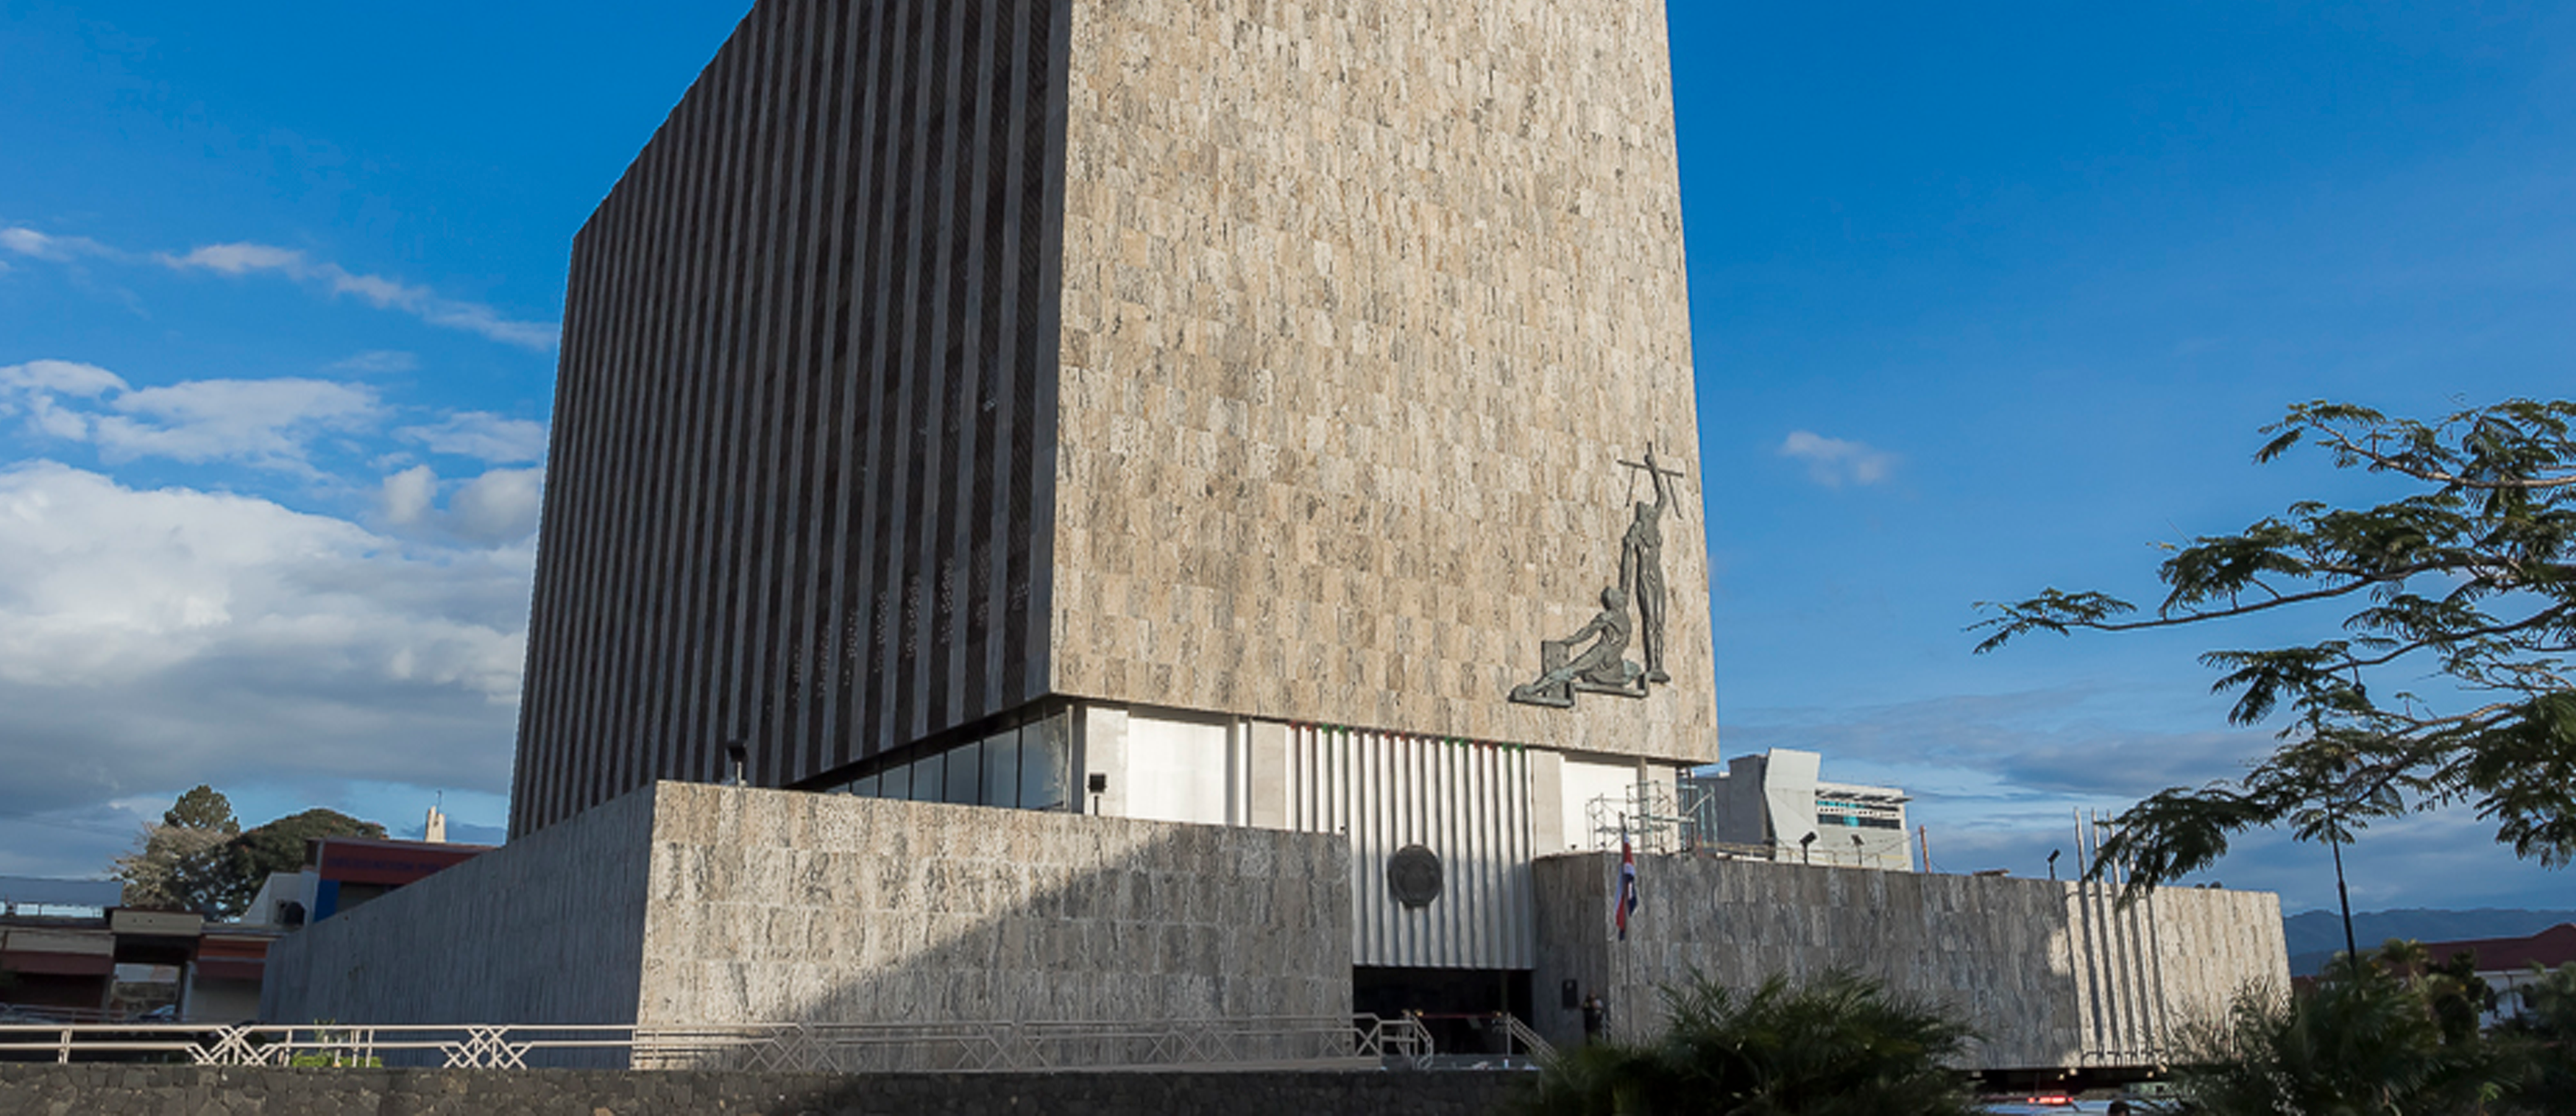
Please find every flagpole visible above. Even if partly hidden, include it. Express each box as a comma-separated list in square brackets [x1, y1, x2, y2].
[1618, 811, 1630, 1035]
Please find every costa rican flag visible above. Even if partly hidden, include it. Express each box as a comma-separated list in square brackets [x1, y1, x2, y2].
[1616, 837, 1640, 941]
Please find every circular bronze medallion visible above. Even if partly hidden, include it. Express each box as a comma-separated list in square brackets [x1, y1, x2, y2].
[1387, 844, 1443, 908]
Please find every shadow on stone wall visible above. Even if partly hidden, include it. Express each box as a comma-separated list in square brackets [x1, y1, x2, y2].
[1528, 850, 2288, 1073]
[631, 783, 1357, 1069]
[265, 783, 1360, 1070]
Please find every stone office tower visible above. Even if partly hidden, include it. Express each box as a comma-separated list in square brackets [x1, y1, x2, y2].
[514, 0, 1713, 997]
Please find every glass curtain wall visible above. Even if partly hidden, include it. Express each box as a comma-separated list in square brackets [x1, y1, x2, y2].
[822, 707, 1070, 813]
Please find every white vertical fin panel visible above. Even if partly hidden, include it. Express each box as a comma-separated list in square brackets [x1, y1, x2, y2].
[1284, 723, 1535, 970]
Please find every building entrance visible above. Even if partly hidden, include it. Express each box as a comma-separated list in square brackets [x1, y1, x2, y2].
[1353, 966, 1534, 1057]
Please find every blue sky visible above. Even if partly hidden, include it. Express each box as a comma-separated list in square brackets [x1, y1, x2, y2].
[3, 1, 2572, 917]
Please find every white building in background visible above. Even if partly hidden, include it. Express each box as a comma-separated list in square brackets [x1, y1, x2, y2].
[1682, 749, 1913, 871]
[2411, 922, 2576, 1028]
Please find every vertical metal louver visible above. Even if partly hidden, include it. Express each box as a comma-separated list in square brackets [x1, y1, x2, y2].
[1287, 724, 1535, 970]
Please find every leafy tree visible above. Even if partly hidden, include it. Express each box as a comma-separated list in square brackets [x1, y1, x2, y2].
[2496, 962, 2576, 1114]
[110, 789, 384, 917]
[1519, 970, 1979, 1116]
[1974, 400, 2576, 895]
[2172, 943, 2511, 1116]
[112, 785, 239, 911]
[209, 808, 384, 916]
[162, 785, 240, 833]
[2421, 948, 2496, 1045]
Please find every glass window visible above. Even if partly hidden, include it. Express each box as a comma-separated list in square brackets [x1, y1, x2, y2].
[910, 756, 944, 802]
[944, 741, 981, 805]
[1020, 715, 1068, 811]
[854, 773, 880, 799]
[981, 728, 1022, 809]
[878, 765, 907, 802]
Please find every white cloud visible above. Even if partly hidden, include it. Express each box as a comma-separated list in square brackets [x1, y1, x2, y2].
[399, 412, 548, 464]
[375, 463, 545, 543]
[449, 467, 544, 542]
[381, 464, 438, 526]
[8, 226, 558, 349]
[1779, 429, 1899, 487]
[4, 361, 383, 471]
[161, 241, 558, 350]
[1, 359, 128, 398]
[91, 378, 381, 469]
[163, 242, 305, 275]
[0, 462, 529, 822]
[330, 350, 420, 375]
[1, 359, 131, 442]
[0, 226, 120, 263]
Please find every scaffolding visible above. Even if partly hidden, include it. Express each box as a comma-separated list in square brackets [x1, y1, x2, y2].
[1581, 780, 1708, 855]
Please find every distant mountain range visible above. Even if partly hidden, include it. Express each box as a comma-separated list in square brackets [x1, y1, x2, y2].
[2284, 908, 2576, 975]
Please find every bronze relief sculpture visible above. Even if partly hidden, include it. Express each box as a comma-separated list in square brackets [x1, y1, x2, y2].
[1510, 445, 1683, 708]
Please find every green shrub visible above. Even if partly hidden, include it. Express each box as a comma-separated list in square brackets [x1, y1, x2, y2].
[2172, 942, 2515, 1115]
[2495, 962, 2576, 1115]
[1521, 970, 1979, 1116]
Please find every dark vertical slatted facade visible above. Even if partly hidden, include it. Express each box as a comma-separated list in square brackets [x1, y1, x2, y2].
[511, 0, 1071, 837]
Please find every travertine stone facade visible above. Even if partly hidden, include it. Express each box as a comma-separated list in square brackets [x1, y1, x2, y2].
[1050, 0, 1716, 761]
[515, 0, 1715, 833]
[1531, 852, 2289, 1073]
[637, 783, 1351, 1023]
[266, 784, 1353, 1041]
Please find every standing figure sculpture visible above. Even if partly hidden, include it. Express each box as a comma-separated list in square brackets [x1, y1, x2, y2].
[1619, 445, 1675, 684]
[1507, 446, 1685, 708]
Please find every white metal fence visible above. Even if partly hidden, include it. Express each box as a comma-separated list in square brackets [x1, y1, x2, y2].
[0, 1014, 1437, 1072]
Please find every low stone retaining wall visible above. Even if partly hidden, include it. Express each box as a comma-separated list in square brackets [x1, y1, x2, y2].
[0, 1064, 1529, 1115]
[265, 785, 1358, 1035]
[1532, 851, 2289, 1069]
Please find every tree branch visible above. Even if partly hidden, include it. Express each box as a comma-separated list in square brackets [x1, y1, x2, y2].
[2309, 428, 2576, 491]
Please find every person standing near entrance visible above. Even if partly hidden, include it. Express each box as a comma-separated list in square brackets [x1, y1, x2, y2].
[1580, 992, 1607, 1042]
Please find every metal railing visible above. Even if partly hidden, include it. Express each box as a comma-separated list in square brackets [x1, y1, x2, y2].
[1491, 1014, 1556, 1062]
[1687, 839, 1784, 861]
[0, 1014, 1437, 1072]
[1402, 1012, 1554, 1067]
[0, 1002, 126, 1025]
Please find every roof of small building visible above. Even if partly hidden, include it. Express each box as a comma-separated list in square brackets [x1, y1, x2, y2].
[309, 835, 496, 886]
[2423, 922, 2576, 974]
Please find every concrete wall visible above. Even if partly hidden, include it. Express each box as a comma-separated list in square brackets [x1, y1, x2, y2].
[1530, 852, 2287, 1072]
[0, 1065, 1527, 1116]
[183, 976, 262, 1024]
[1049, 0, 1718, 764]
[635, 783, 1351, 1024]
[264, 787, 657, 1026]
[269, 784, 1353, 1045]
